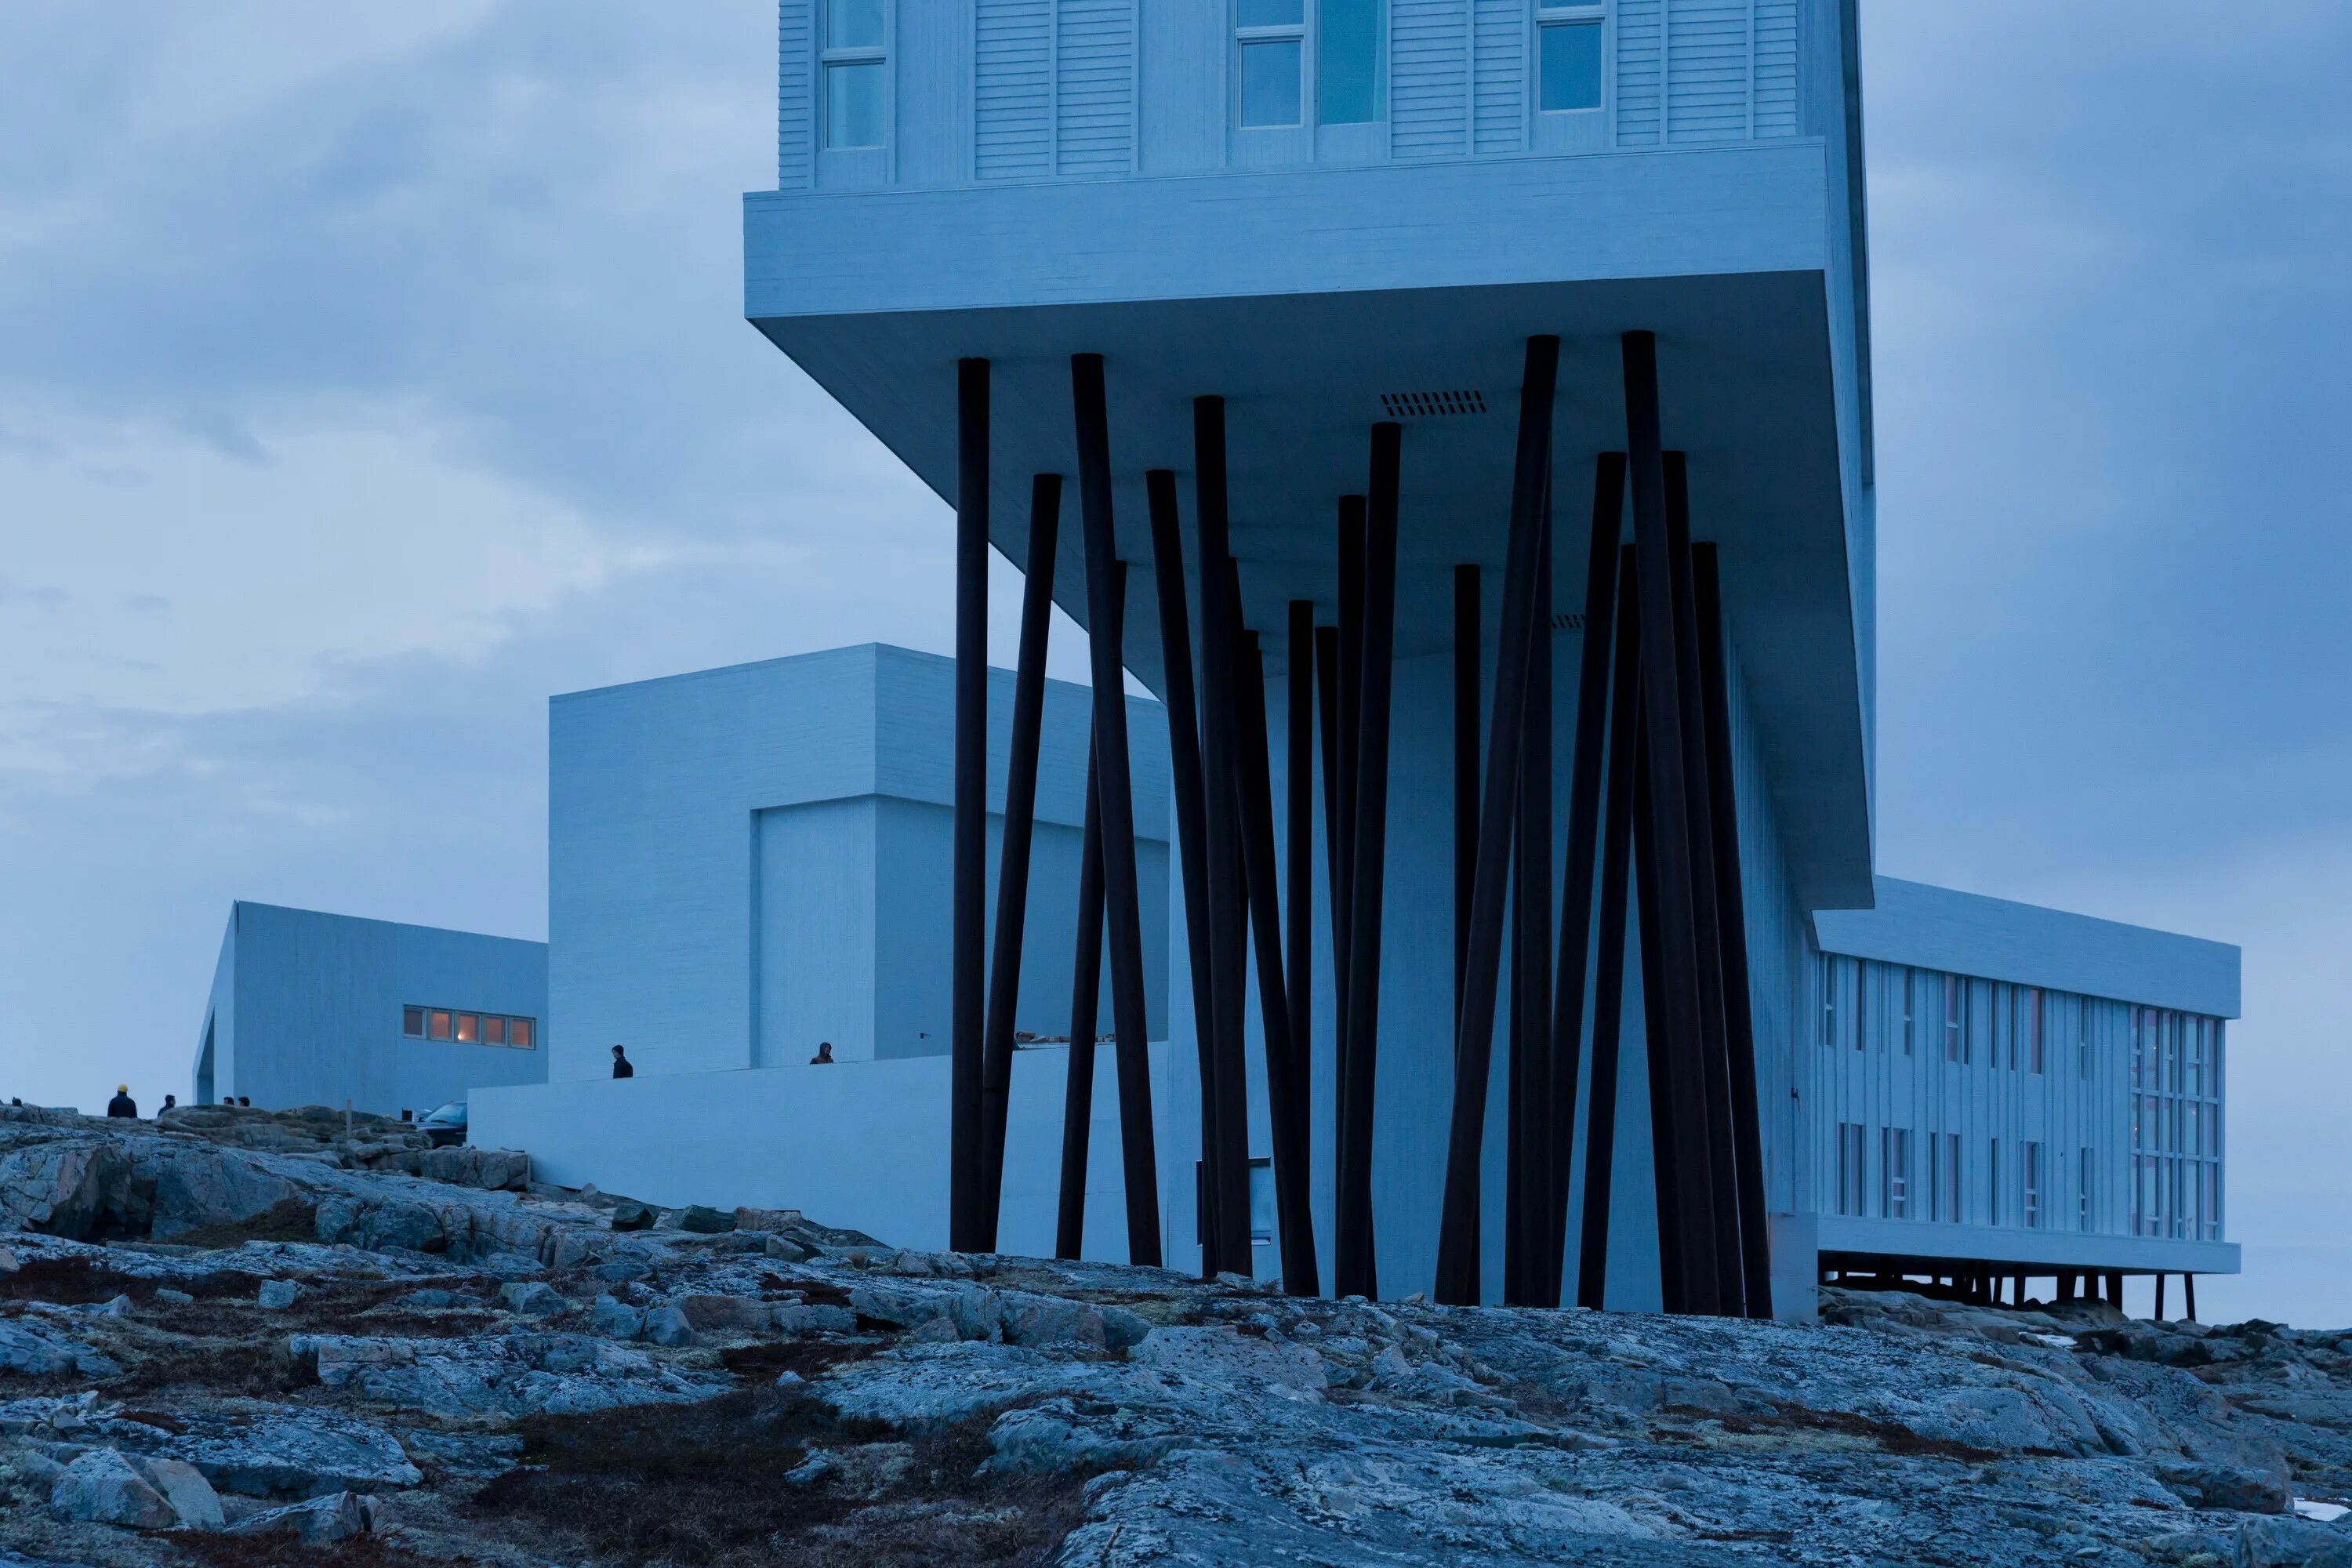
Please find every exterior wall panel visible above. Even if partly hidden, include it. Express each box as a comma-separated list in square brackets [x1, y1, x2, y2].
[1613, 0, 1664, 145]
[1390, 0, 1468, 158]
[779, 0, 815, 187]
[977, 0, 1054, 180]
[1472, 0, 1525, 154]
[1754, 0, 1798, 136]
[1055, 0, 1134, 176]
[1666, 0, 1751, 143]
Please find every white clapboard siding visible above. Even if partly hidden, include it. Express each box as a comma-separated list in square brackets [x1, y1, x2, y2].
[1666, 0, 1750, 143]
[779, 0, 814, 187]
[1613, 0, 1663, 147]
[1472, 0, 1524, 154]
[1056, 0, 1133, 176]
[1753, 0, 1798, 137]
[978, 0, 1053, 179]
[1391, 0, 1468, 158]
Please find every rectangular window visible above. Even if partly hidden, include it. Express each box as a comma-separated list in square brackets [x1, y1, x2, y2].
[402, 1007, 424, 1038]
[1943, 974, 1965, 1063]
[428, 1009, 452, 1040]
[1536, 2, 1604, 112]
[1239, 0, 1306, 127]
[2079, 1148, 2094, 1229]
[454, 1013, 478, 1044]
[1901, 968, 1916, 1056]
[482, 1015, 507, 1046]
[1939, 1133, 1961, 1222]
[2024, 987, 2045, 1073]
[1248, 1157, 1276, 1246]
[1318, 0, 1385, 123]
[1881, 1128, 1912, 1219]
[2079, 1005, 2092, 1080]
[510, 1017, 535, 1050]
[822, 0, 886, 149]
[1992, 982, 2012, 1069]
[1836, 1122, 1866, 1218]
[1987, 1137, 2001, 1225]
[2022, 1142, 2044, 1229]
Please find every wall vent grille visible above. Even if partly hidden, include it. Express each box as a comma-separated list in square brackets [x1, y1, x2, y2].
[1379, 389, 1487, 418]
[1551, 612, 1587, 633]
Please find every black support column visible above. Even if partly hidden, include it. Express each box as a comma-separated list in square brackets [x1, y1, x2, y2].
[1335, 424, 1402, 1301]
[1070, 353, 1163, 1268]
[978, 474, 1063, 1247]
[1548, 456, 1627, 1290]
[1145, 467, 1229, 1272]
[1454, 565, 1481, 1019]
[1693, 543, 1774, 1319]
[1054, 728, 1106, 1261]
[949, 357, 989, 1255]
[1506, 489, 1555, 1307]
[1193, 396, 1254, 1280]
[1285, 599, 1316, 1197]
[1621, 331, 1720, 1314]
[1576, 557, 1642, 1310]
[1435, 335, 1559, 1307]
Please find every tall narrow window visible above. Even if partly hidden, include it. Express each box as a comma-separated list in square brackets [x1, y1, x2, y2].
[1239, 0, 1306, 127]
[1536, 1, 1604, 112]
[2022, 1142, 2044, 1229]
[1987, 1137, 2001, 1225]
[2079, 1148, 2095, 1229]
[1901, 968, 1916, 1056]
[2078, 1004, 2092, 1080]
[2024, 987, 2044, 1073]
[428, 1010, 452, 1041]
[1820, 955, 1838, 1047]
[1940, 1133, 1961, 1222]
[1943, 974, 1965, 1063]
[822, 0, 887, 149]
[1837, 1122, 1866, 1217]
[1882, 1128, 1912, 1219]
[510, 1018, 535, 1050]
[1319, 0, 1385, 123]
[1992, 982, 2013, 1069]
[401, 1007, 424, 1038]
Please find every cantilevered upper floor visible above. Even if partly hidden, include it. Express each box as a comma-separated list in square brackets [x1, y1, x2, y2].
[743, 0, 1876, 910]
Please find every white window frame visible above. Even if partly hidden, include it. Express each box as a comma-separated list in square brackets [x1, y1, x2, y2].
[1236, 0, 1308, 129]
[1534, 0, 1606, 115]
[820, 0, 889, 151]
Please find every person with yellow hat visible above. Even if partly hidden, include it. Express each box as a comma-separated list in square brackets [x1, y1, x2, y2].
[106, 1084, 137, 1119]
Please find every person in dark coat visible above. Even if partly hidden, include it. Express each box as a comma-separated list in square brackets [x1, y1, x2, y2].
[810, 1042, 835, 1065]
[611, 1045, 634, 1080]
[106, 1085, 137, 1118]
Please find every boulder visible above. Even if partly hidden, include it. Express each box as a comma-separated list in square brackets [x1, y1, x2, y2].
[49, 1447, 177, 1529]
[228, 1490, 376, 1544]
[590, 1295, 646, 1341]
[609, 1201, 658, 1232]
[142, 1144, 300, 1240]
[772, 1304, 857, 1337]
[143, 1407, 423, 1498]
[643, 1307, 696, 1348]
[290, 1331, 724, 1417]
[734, 1206, 804, 1232]
[132, 1455, 225, 1529]
[499, 1281, 567, 1317]
[0, 1140, 132, 1239]
[1, 1319, 120, 1378]
[679, 1204, 736, 1234]
[677, 1294, 766, 1333]
[258, 1279, 302, 1309]
[2155, 1457, 2291, 1515]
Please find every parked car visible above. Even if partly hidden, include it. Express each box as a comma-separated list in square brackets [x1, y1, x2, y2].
[418, 1100, 468, 1148]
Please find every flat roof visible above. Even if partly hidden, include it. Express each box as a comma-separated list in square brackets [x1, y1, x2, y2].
[1813, 877, 2240, 1020]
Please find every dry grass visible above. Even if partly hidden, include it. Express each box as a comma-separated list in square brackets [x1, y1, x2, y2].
[171, 1532, 462, 1568]
[162, 1200, 321, 1250]
[468, 1383, 1103, 1566]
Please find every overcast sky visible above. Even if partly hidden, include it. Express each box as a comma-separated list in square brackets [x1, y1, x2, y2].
[2, 4, 2344, 1323]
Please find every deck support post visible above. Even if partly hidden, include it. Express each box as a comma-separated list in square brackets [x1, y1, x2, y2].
[1622, 332, 1721, 1314]
[978, 474, 1064, 1246]
[1145, 468, 1228, 1272]
[1575, 557, 1642, 1311]
[1435, 335, 1559, 1307]
[1285, 601, 1316, 1201]
[949, 357, 989, 1254]
[1335, 424, 1403, 1301]
[1505, 483, 1555, 1306]
[1693, 543, 1774, 1319]
[1069, 353, 1163, 1267]
[1054, 732, 1107, 1260]
[1454, 564, 1482, 1021]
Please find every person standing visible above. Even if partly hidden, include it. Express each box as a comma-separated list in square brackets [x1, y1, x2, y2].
[107, 1084, 137, 1118]
[809, 1042, 835, 1065]
[610, 1045, 634, 1080]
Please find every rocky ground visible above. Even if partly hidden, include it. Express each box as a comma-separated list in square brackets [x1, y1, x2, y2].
[5, 1104, 2352, 1566]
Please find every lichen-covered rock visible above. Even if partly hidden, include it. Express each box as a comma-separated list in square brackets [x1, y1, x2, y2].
[0, 1320, 118, 1380]
[289, 1331, 724, 1417]
[227, 1489, 376, 1544]
[48, 1447, 175, 1529]
[130, 1454, 224, 1528]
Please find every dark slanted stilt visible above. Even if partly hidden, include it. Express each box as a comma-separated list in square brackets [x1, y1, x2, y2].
[1315, 622, 1345, 1094]
[1630, 696, 1686, 1312]
[1336, 427, 1403, 1301]
[2184, 1274, 2197, 1323]
[1285, 601, 1316, 1187]
[1663, 453, 1744, 1318]
[1576, 558, 1642, 1311]
[1435, 335, 1559, 1308]
[1069, 352, 1162, 1267]
[1621, 332, 1721, 1315]
[1054, 729, 1107, 1260]
[2155, 1272, 2167, 1321]
[1192, 397, 1254, 1279]
[978, 474, 1064, 1247]
[1454, 564, 1481, 1020]
[949, 357, 990, 1254]
[1693, 543, 1773, 1319]
[1145, 468, 1228, 1271]
[1507, 485, 1555, 1307]
[1233, 625, 1319, 1294]
[1330, 501, 1366, 1228]
[1549, 455, 1628, 1292]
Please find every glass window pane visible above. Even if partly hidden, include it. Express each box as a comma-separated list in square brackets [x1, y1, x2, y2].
[455, 1013, 478, 1043]
[1319, 0, 1384, 123]
[402, 1007, 423, 1037]
[1539, 21, 1602, 112]
[826, 61, 885, 148]
[483, 1015, 507, 1045]
[1239, 0, 1304, 25]
[428, 1010, 452, 1040]
[1240, 39, 1303, 126]
[511, 1018, 534, 1049]
[826, 0, 884, 49]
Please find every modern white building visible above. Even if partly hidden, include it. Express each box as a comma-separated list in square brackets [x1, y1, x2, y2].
[194, 902, 546, 1118]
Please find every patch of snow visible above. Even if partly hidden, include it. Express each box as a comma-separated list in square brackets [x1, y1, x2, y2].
[2293, 1499, 2350, 1523]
